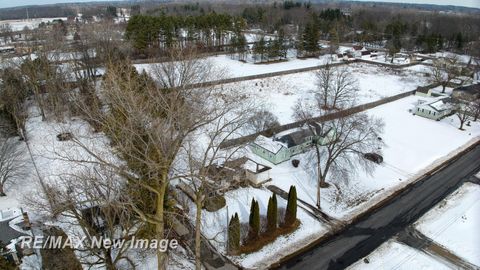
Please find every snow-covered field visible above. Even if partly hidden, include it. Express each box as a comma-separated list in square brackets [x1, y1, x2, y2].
[186, 187, 328, 269]
[414, 182, 480, 267]
[135, 53, 337, 80]
[251, 95, 480, 220]
[347, 239, 451, 270]
[219, 62, 430, 124]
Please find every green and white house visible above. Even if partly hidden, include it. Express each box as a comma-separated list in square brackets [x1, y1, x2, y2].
[413, 98, 453, 121]
[249, 127, 336, 165]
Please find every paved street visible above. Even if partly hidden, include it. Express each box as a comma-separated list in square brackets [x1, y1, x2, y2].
[279, 142, 480, 270]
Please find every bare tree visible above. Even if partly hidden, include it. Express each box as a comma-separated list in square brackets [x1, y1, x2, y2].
[430, 55, 461, 93]
[454, 100, 475, 130]
[315, 64, 359, 110]
[178, 95, 253, 270]
[246, 109, 280, 134]
[0, 138, 26, 196]
[0, 67, 29, 138]
[36, 166, 138, 270]
[293, 101, 384, 209]
[70, 47, 231, 270]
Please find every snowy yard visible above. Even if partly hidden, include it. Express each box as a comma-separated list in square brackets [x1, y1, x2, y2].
[347, 239, 451, 270]
[218, 62, 431, 124]
[135, 53, 337, 80]
[219, 63, 429, 124]
[185, 187, 328, 269]
[414, 182, 480, 267]
[248, 95, 480, 221]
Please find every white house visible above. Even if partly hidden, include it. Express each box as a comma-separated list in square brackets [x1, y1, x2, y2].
[413, 98, 453, 121]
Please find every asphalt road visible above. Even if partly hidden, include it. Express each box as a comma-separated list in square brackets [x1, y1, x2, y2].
[278, 142, 480, 270]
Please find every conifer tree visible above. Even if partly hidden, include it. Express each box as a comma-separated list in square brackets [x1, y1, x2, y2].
[285, 185, 297, 227]
[267, 194, 278, 233]
[228, 213, 240, 254]
[248, 199, 260, 239]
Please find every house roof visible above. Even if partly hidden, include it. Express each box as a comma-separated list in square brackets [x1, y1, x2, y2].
[252, 135, 286, 154]
[276, 123, 324, 148]
[0, 218, 28, 246]
[417, 98, 452, 112]
[277, 129, 314, 148]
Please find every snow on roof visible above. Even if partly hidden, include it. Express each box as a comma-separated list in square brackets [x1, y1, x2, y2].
[417, 98, 452, 112]
[252, 135, 286, 154]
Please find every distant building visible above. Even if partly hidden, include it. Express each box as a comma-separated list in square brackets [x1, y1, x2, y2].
[413, 98, 453, 121]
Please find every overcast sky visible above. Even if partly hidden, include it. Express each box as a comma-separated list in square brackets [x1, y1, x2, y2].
[0, 0, 478, 9]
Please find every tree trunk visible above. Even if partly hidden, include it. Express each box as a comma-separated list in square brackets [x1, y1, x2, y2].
[195, 192, 203, 270]
[315, 145, 321, 208]
[105, 249, 115, 270]
[442, 84, 446, 93]
[156, 180, 168, 270]
[0, 183, 5, 196]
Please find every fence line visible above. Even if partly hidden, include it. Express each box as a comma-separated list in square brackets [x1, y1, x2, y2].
[219, 82, 440, 149]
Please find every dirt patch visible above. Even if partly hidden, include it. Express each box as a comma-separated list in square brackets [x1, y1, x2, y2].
[239, 219, 300, 254]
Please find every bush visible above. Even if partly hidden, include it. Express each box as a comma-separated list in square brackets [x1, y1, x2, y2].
[284, 186, 297, 227]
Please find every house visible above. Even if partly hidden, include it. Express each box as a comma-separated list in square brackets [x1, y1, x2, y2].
[452, 83, 480, 102]
[413, 98, 453, 121]
[250, 126, 335, 165]
[0, 209, 32, 265]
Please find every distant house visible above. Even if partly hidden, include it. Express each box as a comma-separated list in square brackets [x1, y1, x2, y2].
[452, 83, 480, 101]
[250, 126, 335, 165]
[413, 98, 453, 121]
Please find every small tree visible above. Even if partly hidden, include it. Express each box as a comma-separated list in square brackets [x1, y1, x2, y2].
[284, 186, 297, 227]
[431, 56, 461, 93]
[228, 213, 240, 254]
[455, 101, 474, 130]
[266, 194, 278, 234]
[248, 199, 260, 239]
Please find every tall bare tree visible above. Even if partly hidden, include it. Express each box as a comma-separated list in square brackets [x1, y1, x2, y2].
[0, 138, 26, 196]
[178, 95, 253, 270]
[293, 102, 383, 209]
[71, 47, 230, 270]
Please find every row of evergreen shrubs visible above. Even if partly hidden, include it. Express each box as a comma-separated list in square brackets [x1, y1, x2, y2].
[228, 186, 297, 254]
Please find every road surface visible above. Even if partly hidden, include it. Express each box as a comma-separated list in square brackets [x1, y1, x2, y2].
[278, 142, 480, 270]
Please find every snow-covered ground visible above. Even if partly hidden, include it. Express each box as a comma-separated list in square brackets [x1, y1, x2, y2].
[185, 187, 328, 269]
[414, 182, 480, 267]
[135, 53, 337, 80]
[219, 63, 430, 124]
[250, 95, 480, 221]
[347, 239, 451, 270]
